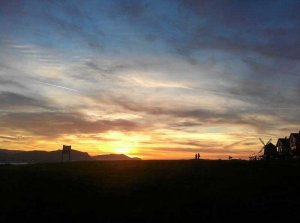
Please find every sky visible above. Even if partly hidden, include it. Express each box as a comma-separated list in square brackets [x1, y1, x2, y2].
[0, 0, 300, 159]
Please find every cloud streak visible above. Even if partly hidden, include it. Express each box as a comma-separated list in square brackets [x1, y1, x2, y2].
[35, 80, 80, 93]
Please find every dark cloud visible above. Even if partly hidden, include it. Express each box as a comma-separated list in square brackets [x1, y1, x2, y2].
[0, 63, 27, 89]
[0, 0, 26, 15]
[0, 77, 25, 89]
[93, 95, 288, 132]
[113, 0, 149, 20]
[181, 0, 284, 26]
[0, 91, 49, 110]
[41, 8, 105, 51]
[174, 0, 300, 60]
[2, 0, 105, 52]
[0, 112, 146, 138]
[223, 77, 300, 113]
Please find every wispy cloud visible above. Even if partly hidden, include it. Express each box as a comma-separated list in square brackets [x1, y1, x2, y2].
[35, 80, 80, 93]
[121, 75, 193, 89]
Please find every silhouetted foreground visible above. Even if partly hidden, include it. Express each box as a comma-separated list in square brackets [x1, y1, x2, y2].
[1, 160, 300, 222]
[0, 148, 140, 163]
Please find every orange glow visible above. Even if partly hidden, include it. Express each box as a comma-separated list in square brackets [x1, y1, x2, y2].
[0, 128, 263, 160]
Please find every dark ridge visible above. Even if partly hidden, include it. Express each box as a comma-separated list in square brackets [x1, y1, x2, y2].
[93, 153, 141, 161]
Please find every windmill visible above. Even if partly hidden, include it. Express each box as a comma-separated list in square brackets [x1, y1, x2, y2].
[249, 138, 272, 160]
[258, 138, 272, 154]
[258, 138, 277, 160]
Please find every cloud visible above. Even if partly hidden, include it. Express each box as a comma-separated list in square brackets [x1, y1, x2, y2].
[0, 75, 25, 89]
[0, 135, 19, 141]
[0, 91, 50, 110]
[112, 0, 149, 20]
[0, 0, 26, 15]
[120, 75, 192, 89]
[86, 94, 286, 135]
[142, 146, 250, 155]
[35, 81, 80, 93]
[0, 112, 146, 138]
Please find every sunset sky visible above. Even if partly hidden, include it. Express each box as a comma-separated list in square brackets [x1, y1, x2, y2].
[1, 0, 300, 159]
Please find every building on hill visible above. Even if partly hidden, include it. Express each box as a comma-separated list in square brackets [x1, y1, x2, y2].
[289, 132, 300, 156]
[276, 137, 291, 159]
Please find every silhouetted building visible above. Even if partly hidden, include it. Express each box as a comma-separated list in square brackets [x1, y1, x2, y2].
[263, 143, 277, 160]
[289, 132, 300, 156]
[250, 130, 300, 161]
[62, 145, 71, 162]
[276, 138, 291, 159]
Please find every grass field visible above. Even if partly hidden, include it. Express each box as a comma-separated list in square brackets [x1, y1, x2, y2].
[1, 160, 300, 222]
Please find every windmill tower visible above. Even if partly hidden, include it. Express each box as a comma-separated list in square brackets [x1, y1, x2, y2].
[258, 138, 277, 160]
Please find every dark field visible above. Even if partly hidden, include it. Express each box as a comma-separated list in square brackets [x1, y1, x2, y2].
[1, 160, 300, 222]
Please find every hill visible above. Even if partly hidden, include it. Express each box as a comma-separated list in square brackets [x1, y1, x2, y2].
[0, 149, 92, 163]
[0, 149, 24, 154]
[93, 154, 141, 161]
[0, 149, 141, 163]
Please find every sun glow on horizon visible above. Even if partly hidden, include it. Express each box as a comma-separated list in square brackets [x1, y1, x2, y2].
[114, 147, 131, 154]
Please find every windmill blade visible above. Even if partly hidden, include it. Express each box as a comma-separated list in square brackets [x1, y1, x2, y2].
[259, 138, 265, 146]
[266, 138, 272, 145]
[258, 146, 264, 154]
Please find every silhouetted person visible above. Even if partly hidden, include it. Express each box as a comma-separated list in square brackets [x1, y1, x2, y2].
[195, 154, 197, 160]
[197, 153, 200, 160]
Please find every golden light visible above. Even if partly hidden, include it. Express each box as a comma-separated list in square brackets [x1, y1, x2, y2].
[114, 147, 131, 154]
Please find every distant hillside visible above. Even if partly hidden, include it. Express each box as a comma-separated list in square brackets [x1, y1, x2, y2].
[0, 149, 24, 155]
[0, 149, 142, 163]
[0, 149, 92, 163]
[93, 154, 141, 161]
